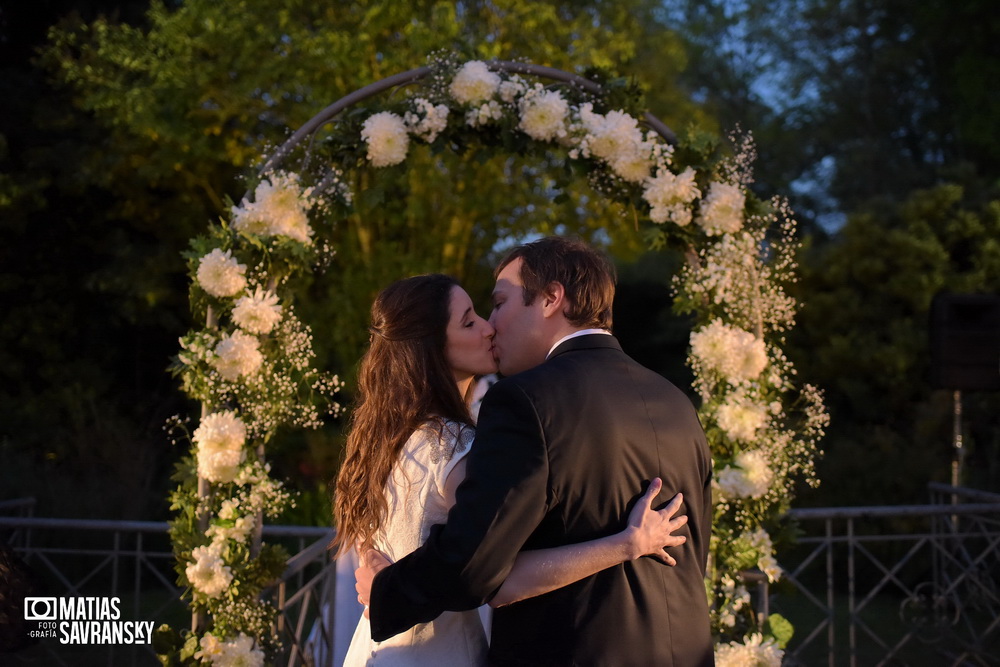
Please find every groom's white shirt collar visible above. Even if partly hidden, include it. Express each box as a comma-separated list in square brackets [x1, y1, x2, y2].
[546, 328, 612, 359]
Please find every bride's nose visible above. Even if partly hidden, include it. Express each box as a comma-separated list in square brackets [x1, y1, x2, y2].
[482, 320, 495, 338]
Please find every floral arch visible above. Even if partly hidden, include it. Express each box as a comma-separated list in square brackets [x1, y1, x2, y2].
[161, 56, 828, 665]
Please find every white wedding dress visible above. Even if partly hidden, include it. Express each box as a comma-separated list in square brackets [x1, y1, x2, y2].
[342, 420, 489, 667]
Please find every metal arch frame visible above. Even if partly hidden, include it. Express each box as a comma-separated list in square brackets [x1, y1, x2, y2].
[198, 59, 679, 636]
[256, 60, 677, 180]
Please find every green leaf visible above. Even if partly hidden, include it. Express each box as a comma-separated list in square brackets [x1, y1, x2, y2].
[764, 613, 794, 649]
[152, 624, 181, 664]
[179, 634, 200, 661]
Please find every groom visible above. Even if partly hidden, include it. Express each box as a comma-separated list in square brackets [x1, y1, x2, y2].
[358, 237, 713, 665]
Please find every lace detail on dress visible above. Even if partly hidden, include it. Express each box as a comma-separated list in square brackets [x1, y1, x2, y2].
[427, 420, 475, 464]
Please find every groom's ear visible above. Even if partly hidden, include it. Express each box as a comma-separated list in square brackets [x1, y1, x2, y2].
[540, 281, 566, 319]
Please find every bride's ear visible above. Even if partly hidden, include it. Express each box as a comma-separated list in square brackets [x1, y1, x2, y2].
[540, 282, 566, 319]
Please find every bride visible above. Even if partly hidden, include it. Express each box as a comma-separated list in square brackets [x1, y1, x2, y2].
[332, 274, 687, 666]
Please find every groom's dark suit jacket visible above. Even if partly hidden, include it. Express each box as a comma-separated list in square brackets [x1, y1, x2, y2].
[370, 334, 714, 666]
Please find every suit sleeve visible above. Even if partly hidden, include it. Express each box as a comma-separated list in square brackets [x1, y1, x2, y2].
[369, 380, 550, 641]
[699, 445, 713, 577]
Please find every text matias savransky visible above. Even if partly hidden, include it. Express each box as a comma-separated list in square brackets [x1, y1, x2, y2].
[25, 596, 155, 645]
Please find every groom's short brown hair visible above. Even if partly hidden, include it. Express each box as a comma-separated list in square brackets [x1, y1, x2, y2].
[496, 236, 616, 330]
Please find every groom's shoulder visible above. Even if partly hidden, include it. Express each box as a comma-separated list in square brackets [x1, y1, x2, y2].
[482, 363, 560, 407]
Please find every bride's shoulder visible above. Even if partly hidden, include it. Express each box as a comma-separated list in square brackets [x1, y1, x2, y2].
[410, 418, 475, 464]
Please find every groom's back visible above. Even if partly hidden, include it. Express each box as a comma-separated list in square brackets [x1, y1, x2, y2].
[486, 336, 713, 666]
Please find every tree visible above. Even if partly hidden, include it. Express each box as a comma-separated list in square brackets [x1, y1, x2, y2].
[790, 184, 1000, 505]
[661, 0, 1000, 224]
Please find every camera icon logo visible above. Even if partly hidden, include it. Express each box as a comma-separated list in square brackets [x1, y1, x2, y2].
[24, 597, 58, 621]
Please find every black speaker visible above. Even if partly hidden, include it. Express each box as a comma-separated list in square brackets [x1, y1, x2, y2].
[930, 293, 1000, 391]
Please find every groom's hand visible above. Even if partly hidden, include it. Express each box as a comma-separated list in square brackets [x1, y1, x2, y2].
[355, 549, 392, 619]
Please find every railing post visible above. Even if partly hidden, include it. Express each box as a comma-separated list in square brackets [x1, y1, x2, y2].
[277, 580, 287, 636]
[112, 530, 121, 598]
[826, 518, 835, 667]
[135, 532, 143, 620]
[847, 517, 856, 667]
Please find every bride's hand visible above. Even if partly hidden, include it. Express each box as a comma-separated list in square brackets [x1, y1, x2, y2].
[355, 548, 392, 619]
[624, 478, 687, 565]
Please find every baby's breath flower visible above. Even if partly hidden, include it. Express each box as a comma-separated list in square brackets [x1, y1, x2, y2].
[403, 98, 449, 143]
[498, 77, 526, 103]
[465, 101, 504, 127]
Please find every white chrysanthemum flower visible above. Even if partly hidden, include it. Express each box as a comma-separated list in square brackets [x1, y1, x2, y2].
[518, 89, 569, 142]
[403, 98, 449, 143]
[714, 633, 783, 667]
[231, 173, 314, 244]
[690, 319, 768, 383]
[698, 181, 746, 236]
[736, 449, 773, 493]
[201, 444, 241, 484]
[449, 60, 500, 105]
[197, 249, 247, 298]
[193, 411, 246, 452]
[574, 105, 654, 182]
[717, 400, 770, 444]
[643, 167, 701, 225]
[717, 465, 761, 501]
[717, 449, 773, 499]
[193, 410, 247, 483]
[232, 287, 282, 335]
[610, 148, 654, 183]
[737, 338, 768, 380]
[578, 105, 645, 162]
[213, 330, 263, 381]
[228, 206, 270, 236]
[185, 544, 233, 598]
[197, 445, 244, 484]
[361, 111, 410, 167]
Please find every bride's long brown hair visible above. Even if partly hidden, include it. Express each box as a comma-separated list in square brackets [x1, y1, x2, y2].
[331, 274, 474, 556]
